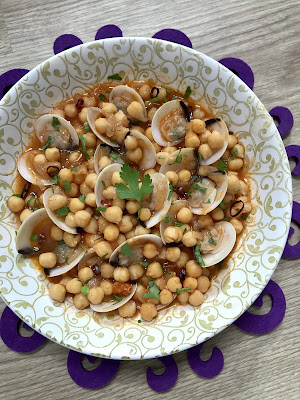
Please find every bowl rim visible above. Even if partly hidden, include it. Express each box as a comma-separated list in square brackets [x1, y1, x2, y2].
[0, 36, 292, 359]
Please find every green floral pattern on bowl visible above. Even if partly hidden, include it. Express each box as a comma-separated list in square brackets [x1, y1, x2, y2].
[0, 37, 292, 359]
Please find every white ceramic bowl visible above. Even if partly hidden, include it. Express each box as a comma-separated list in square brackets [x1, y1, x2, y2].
[0, 37, 292, 359]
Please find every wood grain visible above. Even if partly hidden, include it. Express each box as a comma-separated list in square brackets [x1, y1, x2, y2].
[0, 0, 299, 399]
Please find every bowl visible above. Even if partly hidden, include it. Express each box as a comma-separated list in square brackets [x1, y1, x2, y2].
[0, 37, 292, 359]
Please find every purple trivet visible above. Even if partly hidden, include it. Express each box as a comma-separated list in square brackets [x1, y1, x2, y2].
[285, 145, 300, 176]
[0, 24, 294, 394]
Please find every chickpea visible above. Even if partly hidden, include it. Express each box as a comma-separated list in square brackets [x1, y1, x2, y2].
[127, 101, 145, 121]
[222, 150, 230, 160]
[147, 262, 163, 279]
[230, 218, 243, 234]
[163, 226, 180, 243]
[93, 240, 113, 259]
[155, 151, 168, 165]
[79, 183, 92, 196]
[65, 278, 82, 294]
[166, 247, 181, 262]
[63, 232, 81, 248]
[211, 207, 224, 221]
[165, 171, 179, 185]
[127, 147, 143, 163]
[178, 169, 191, 182]
[192, 109, 204, 119]
[177, 291, 189, 305]
[85, 193, 96, 208]
[59, 275, 72, 287]
[103, 186, 117, 200]
[126, 200, 140, 214]
[197, 276, 210, 294]
[74, 210, 91, 228]
[113, 267, 130, 283]
[185, 260, 202, 278]
[84, 234, 102, 248]
[59, 168, 73, 183]
[101, 102, 117, 118]
[111, 171, 125, 186]
[175, 253, 189, 269]
[45, 147, 60, 162]
[166, 276, 182, 292]
[49, 284, 66, 302]
[39, 193, 44, 206]
[7, 196, 25, 213]
[239, 181, 249, 196]
[68, 151, 81, 164]
[69, 198, 85, 214]
[191, 119, 205, 134]
[118, 300, 136, 318]
[51, 109, 65, 118]
[228, 158, 243, 171]
[233, 144, 244, 158]
[100, 263, 114, 279]
[177, 207, 193, 224]
[227, 134, 238, 149]
[104, 224, 119, 241]
[64, 103, 78, 118]
[189, 290, 204, 306]
[34, 153, 47, 165]
[83, 132, 97, 148]
[103, 206, 123, 224]
[154, 87, 166, 100]
[143, 243, 159, 259]
[144, 127, 153, 141]
[39, 252, 57, 268]
[98, 215, 109, 233]
[139, 84, 151, 100]
[95, 117, 108, 134]
[48, 194, 68, 211]
[84, 218, 98, 235]
[20, 209, 33, 222]
[82, 96, 96, 107]
[199, 143, 213, 160]
[164, 146, 177, 155]
[118, 215, 133, 234]
[160, 289, 174, 305]
[117, 234, 126, 246]
[65, 212, 77, 228]
[140, 303, 157, 321]
[73, 293, 90, 310]
[185, 132, 201, 148]
[100, 280, 113, 296]
[135, 226, 151, 236]
[78, 267, 94, 283]
[125, 135, 138, 150]
[184, 277, 198, 292]
[85, 173, 97, 189]
[195, 214, 213, 229]
[147, 107, 156, 122]
[129, 264, 144, 280]
[182, 231, 197, 247]
[208, 130, 224, 149]
[227, 174, 241, 194]
[87, 287, 104, 305]
[139, 208, 151, 221]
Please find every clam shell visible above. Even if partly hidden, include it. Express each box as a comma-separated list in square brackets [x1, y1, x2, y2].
[159, 200, 188, 244]
[152, 100, 187, 146]
[143, 172, 172, 228]
[16, 208, 48, 254]
[48, 244, 86, 277]
[125, 130, 156, 169]
[196, 221, 236, 267]
[87, 107, 119, 147]
[94, 144, 124, 174]
[109, 85, 148, 122]
[199, 119, 229, 165]
[94, 163, 122, 215]
[159, 148, 199, 176]
[44, 187, 77, 234]
[90, 283, 137, 313]
[35, 114, 79, 150]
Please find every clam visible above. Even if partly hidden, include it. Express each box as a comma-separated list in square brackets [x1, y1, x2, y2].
[90, 283, 137, 313]
[109, 85, 148, 122]
[123, 130, 156, 170]
[94, 144, 124, 174]
[17, 149, 61, 187]
[43, 187, 77, 234]
[159, 200, 188, 245]
[199, 118, 229, 165]
[193, 221, 236, 267]
[152, 100, 190, 146]
[35, 114, 79, 150]
[94, 163, 122, 215]
[15, 207, 86, 277]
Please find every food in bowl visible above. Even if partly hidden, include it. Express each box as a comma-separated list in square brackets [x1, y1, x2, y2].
[8, 80, 252, 322]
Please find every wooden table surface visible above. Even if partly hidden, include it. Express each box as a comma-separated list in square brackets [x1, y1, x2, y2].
[0, 1, 299, 399]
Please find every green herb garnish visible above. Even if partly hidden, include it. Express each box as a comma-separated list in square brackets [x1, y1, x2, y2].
[141, 261, 149, 268]
[217, 158, 228, 172]
[184, 86, 192, 99]
[194, 243, 205, 266]
[79, 194, 86, 203]
[110, 152, 118, 160]
[121, 242, 132, 257]
[105, 90, 111, 93]
[58, 240, 65, 245]
[229, 147, 238, 161]
[50, 172, 60, 184]
[99, 94, 107, 101]
[107, 73, 122, 81]
[138, 319, 141, 323]
[176, 287, 191, 295]
[192, 184, 207, 192]
[222, 217, 230, 221]
[27, 194, 35, 207]
[41, 136, 52, 151]
[145, 96, 159, 104]
[208, 237, 217, 245]
[171, 149, 182, 165]
[102, 180, 107, 189]
[62, 180, 71, 193]
[242, 215, 249, 220]
[11, 193, 22, 198]
[96, 206, 107, 212]
[65, 256, 69, 265]
[143, 281, 160, 300]
[198, 152, 202, 160]
[56, 205, 69, 217]
[112, 294, 122, 304]
[204, 198, 211, 204]
[83, 122, 91, 132]
[52, 117, 60, 131]
[174, 221, 184, 227]
[78, 134, 90, 160]
[168, 182, 174, 201]
[30, 232, 38, 242]
[81, 285, 89, 295]
[219, 201, 226, 211]
[71, 167, 77, 171]
[164, 213, 172, 224]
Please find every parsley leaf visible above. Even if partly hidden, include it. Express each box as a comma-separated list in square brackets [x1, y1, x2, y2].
[204, 198, 211, 204]
[217, 158, 228, 172]
[105, 90, 111, 93]
[30, 232, 38, 242]
[171, 149, 182, 165]
[102, 180, 107, 189]
[174, 221, 184, 227]
[115, 164, 154, 212]
[11, 193, 22, 198]
[242, 215, 249, 220]
[56, 205, 69, 217]
[112, 294, 122, 304]
[164, 213, 172, 224]
[198, 152, 202, 160]
[65, 256, 69, 264]
[194, 243, 205, 266]
[58, 240, 65, 245]
[192, 184, 207, 192]
[107, 73, 122, 80]
[71, 167, 77, 171]
[121, 242, 132, 257]
[83, 122, 91, 132]
[176, 287, 191, 295]
[208, 237, 217, 245]
[141, 261, 149, 268]
[27, 194, 35, 207]
[145, 96, 159, 104]
[167, 182, 174, 201]
[50, 172, 60, 184]
[99, 94, 107, 101]
[96, 206, 107, 212]
[229, 147, 238, 161]
[41, 136, 52, 151]
[79, 194, 86, 203]
[184, 86, 192, 99]
[81, 285, 89, 295]
[62, 180, 71, 193]
[52, 117, 60, 131]
[78, 134, 90, 160]
[110, 152, 118, 160]
[222, 217, 230, 221]
[219, 201, 226, 211]
[143, 281, 160, 300]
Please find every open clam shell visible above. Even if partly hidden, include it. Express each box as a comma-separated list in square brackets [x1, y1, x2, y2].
[159, 147, 199, 176]
[159, 200, 188, 244]
[48, 243, 86, 277]
[152, 100, 189, 146]
[124, 130, 156, 170]
[44, 187, 77, 234]
[94, 163, 122, 214]
[87, 107, 119, 147]
[194, 221, 236, 267]
[199, 119, 229, 165]
[94, 144, 124, 174]
[90, 283, 137, 313]
[109, 85, 148, 122]
[17, 150, 61, 187]
[35, 114, 79, 150]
